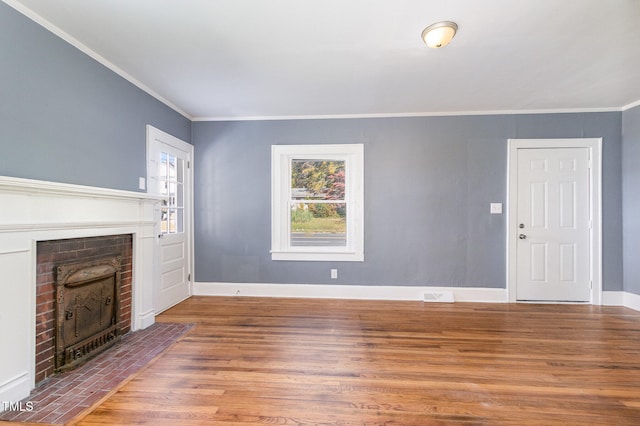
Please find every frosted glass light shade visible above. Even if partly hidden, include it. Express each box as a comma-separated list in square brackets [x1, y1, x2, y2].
[422, 22, 458, 48]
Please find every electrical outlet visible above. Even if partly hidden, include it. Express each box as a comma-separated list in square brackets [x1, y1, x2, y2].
[490, 203, 502, 214]
[331, 269, 338, 279]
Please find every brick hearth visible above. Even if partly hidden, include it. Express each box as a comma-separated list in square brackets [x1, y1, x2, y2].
[0, 322, 193, 424]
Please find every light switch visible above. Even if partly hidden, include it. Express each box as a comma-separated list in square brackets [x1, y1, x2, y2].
[139, 177, 146, 190]
[490, 203, 502, 214]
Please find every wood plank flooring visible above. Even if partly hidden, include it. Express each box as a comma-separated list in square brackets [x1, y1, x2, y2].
[75, 296, 640, 425]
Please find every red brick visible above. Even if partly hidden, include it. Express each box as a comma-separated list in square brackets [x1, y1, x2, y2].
[36, 241, 60, 255]
[83, 238, 112, 249]
[58, 240, 86, 252]
[34, 235, 133, 385]
[36, 347, 54, 364]
[36, 291, 55, 306]
[36, 319, 54, 336]
[36, 273, 54, 285]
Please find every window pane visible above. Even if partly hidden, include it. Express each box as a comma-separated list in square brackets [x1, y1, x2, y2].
[291, 160, 345, 200]
[169, 183, 177, 207]
[177, 158, 184, 184]
[168, 154, 177, 179]
[159, 152, 169, 195]
[177, 208, 184, 233]
[168, 209, 177, 233]
[160, 208, 169, 234]
[176, 182, 184, 208]
[290, 202, 346, 247]
[159, 152, 168, 180]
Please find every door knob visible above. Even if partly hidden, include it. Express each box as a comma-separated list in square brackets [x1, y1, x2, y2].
[519, 234, 527, 240]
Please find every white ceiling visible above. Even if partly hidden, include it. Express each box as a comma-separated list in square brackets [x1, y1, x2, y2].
[6, 0, 640, 120]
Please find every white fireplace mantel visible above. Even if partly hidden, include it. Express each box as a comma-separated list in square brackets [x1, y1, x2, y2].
[0, 176, 162, 404]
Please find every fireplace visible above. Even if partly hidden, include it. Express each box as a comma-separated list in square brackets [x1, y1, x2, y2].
[0, 176, 158, 404]
[36, 235, 133, 383]
[55, 256, 122, 372]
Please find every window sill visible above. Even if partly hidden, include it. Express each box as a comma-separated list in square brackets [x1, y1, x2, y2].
[271, 250, 364, 262]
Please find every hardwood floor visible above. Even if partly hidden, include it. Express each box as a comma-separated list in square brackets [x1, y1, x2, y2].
[75, 296, 640, 425]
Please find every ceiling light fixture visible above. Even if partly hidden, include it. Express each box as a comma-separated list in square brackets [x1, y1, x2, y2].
[421, 21, 458, 48]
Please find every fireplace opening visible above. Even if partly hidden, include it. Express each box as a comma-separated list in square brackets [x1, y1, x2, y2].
[36, 235, 133, 384]
[55, 256, 122, 371]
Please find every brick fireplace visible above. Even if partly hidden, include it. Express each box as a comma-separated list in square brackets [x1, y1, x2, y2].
[35, 235, 133, 384]
[0, 176, 160, 405]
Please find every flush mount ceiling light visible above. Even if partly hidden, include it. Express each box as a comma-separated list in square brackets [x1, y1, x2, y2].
[421, 21, 458, 48]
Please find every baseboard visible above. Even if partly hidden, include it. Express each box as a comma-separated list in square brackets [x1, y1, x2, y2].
[193, 282, 508, 303]
[602, 291, 624, 306]
[0, 371, 31, 412]
[135, 309, 155, 331]
[602, 291, 640, 312]
[624, 291, 640, 311]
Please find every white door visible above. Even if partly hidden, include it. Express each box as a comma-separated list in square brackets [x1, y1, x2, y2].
[147, 126, 192, 313]
[516, 147, 591, 302]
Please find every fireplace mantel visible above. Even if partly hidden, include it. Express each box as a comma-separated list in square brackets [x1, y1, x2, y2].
[0, 176, 162, 404]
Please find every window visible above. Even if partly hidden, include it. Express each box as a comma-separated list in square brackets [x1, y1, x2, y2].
[158, 151, 185, 235]
[271, 144, 363, 261]
[146, 125, 191, 237]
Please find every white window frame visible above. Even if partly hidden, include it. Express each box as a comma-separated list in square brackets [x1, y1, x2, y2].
[271, 144, 364, 262]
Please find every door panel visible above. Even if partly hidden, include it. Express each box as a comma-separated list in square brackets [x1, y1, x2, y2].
[147, 126, 192, 313]
[516, 148, 590, 302]
[530, 243, 547, 282]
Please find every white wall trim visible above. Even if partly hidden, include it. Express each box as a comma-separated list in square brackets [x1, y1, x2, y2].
[0, 372, 30, 410]
[622, 99, 640, 111]
[136, 309, 157, 330]
[623, 292, 640, 311]
[193, 282, 508, 303]
[192, 107, 625, 122]
[602, 291, 625, 306]
[0, 220, 156, 234]
[601, 291, 640, 312]
[194, 284, 640, 311]
[0, 175, 164, 201]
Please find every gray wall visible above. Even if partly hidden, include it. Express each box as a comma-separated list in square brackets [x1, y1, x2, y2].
[1, 2, 627, 293]
[193, 112, 623, 290]
[623, 105, 640, 295]
[0, 3, 191, 192]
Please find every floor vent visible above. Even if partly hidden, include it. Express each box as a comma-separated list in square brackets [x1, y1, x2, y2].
[423, 291, 454, 303]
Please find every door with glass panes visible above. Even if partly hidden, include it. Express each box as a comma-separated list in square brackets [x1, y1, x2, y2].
[147, 125, 192, 313]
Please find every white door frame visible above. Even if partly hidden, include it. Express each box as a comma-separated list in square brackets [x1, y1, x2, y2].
[506, 138, 602, 304]
[146, 125, 194, 311]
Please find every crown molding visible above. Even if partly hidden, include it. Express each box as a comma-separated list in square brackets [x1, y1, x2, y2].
[192, 106, 625, 122]
[622, 99, 640, 111]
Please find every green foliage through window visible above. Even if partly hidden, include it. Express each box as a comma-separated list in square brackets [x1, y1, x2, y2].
[291, 160, 345, 200]
[290, 160, 347, 244]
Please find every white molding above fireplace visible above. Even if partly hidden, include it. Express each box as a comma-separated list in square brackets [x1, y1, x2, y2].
[0, 176, 162, 406]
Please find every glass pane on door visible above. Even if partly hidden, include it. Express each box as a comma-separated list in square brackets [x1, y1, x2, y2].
[159, 152, 184, 234]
